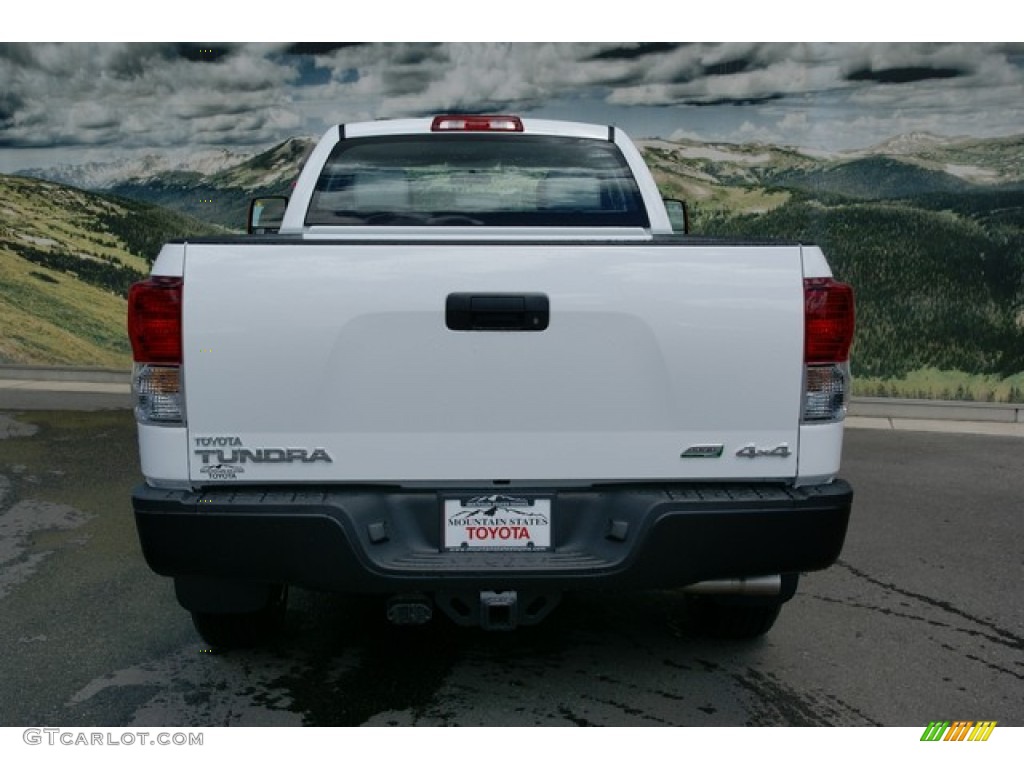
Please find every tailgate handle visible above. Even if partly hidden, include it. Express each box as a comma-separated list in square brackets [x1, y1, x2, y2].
[446, 293, 549, 332]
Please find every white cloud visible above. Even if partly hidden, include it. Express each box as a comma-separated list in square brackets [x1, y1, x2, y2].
[0, 42, 1021, 173]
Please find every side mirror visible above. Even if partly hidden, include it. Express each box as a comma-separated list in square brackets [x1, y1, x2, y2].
[663, 198, 690, 234]
[248, 196, 288, 234]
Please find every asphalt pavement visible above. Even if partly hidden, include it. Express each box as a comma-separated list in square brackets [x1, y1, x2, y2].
[1, 367, 1022, 732]
[1, 410, 1021, 728]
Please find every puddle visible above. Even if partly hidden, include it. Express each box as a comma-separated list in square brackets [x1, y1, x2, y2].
[0, 497, 92, 599]
[0, 414, 39, 440]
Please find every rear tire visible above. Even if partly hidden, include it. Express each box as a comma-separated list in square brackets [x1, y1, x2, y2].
[191, 585, 288, 649]
[684, 595, 783, 639]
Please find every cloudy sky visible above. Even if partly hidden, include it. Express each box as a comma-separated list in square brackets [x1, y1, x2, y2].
[1, 41, 1022, 174]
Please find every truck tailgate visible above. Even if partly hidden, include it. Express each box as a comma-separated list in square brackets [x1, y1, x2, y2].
[181, 241, 805, 485]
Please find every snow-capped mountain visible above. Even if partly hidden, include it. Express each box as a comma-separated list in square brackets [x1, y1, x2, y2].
[859, 132, 961, 157]
[20, 147, 255, 190]
[16, 131, 1022, 232]
[206, 137, 315, 191]
[17, 137, 316, 230]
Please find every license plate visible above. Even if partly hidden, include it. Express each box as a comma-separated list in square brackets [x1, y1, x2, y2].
[443, 495, 552, 551]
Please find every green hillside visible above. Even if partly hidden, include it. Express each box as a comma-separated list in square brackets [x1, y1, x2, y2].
[639, 134, 1024, 401]
[0, 175, 220, 367]
[105, 180, 256, 234]
[108, 138, 313, 230]
[770, 157, 974, 200]
[5, 132, 1021, 396]
[702, 198, 1024, 381]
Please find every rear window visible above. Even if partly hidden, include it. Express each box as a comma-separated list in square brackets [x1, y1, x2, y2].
[305, 134, 649, 228]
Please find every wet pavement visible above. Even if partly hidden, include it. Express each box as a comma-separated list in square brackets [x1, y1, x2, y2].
[1, 411, 1022, 727]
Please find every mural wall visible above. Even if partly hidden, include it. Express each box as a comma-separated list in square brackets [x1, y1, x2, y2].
[1, 43, 1022, 399]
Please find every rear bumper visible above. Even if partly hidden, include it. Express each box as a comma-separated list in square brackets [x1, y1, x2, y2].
[133, 480, 852, 594]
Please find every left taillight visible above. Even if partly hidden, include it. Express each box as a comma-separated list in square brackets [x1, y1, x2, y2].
[128, 277, 182, 363]
[127, 277, 184, 425]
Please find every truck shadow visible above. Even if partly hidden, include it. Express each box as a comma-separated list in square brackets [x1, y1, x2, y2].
[238, 588, 767, 726]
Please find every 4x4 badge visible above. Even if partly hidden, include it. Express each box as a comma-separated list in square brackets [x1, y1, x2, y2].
[736, 443, 791, 459]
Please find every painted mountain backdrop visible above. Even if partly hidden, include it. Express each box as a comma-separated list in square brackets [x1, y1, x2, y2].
[0, 176, 220, 366]
[4, 131, 1023, 399]
[643, 133, 1024, 398]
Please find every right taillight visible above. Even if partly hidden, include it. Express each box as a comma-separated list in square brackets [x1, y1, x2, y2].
[127, 277, 185, 425]
[803, 278, 855, 423]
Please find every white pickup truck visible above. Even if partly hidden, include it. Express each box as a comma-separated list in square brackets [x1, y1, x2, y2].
[128, 115, 855, 647]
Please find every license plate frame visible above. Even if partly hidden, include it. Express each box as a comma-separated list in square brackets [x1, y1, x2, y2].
[442, 494, 553, 552]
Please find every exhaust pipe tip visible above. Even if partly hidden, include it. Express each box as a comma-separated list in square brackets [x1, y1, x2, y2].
[682, 575, 782, 597]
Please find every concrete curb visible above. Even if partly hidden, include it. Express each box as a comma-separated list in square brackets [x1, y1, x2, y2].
[0, 366, 130, 411]
[0, 365, 130, 385]
[1, 366, 1023, 436]
[846, 416, 1024, 438]
[850, 396, 1024, 424]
